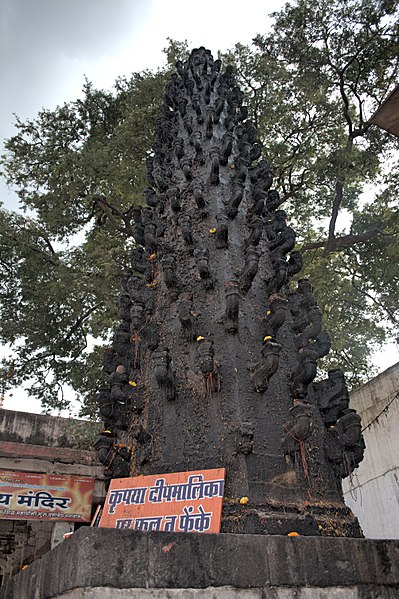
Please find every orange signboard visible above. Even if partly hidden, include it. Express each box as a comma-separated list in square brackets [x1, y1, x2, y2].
[0, 471, 94, 522]
[99, 468, 226, 533]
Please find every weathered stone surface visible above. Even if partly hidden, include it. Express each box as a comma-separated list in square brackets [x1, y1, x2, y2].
[51, 588, 399, 599]
[0, 529, 398, 599]
[93, 47, 365, 536]
[53, 590, 262, 599]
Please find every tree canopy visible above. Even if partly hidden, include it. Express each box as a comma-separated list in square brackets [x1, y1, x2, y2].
[1, 3, 398, 416]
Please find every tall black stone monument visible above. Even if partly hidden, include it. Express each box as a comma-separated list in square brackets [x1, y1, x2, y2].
[95, 47, 365, 537]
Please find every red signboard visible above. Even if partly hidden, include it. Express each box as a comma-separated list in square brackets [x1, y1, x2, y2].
[99, 468, 226, 533]
[0, 471, 94, 522]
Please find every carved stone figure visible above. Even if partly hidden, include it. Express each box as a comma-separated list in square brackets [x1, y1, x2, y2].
[291, 346, 318, 399]
[287, 251, 303, 276]
[214, 97, 224, 123]
[264, 294, 288, 338]
[325, 409, 365, 478]
[267, 255, 288, 295]
[132, 209, 145, 246]
[118, 295, 132, 322]
[265, 189, 284, 213]
[224, 281, 240, 333]
[210, 146, 220, 185]
[130, 247, 148, 274]
[97, 387, 113, 428]
[283, 399, 314, 457]
[194, 246, 212, 281]
[178, 213, 194, 245]
[173, 137, 184, 160]
[177, 292, 197, 339]
[253, 337, 282, 393]
[206, 107, 214, 139]
[314, 369, 349, 425]
[167, 186, 181, 212]
[142, 216, 158, 252]
[312, 329, 332, 359]
[216, 213, 228, 249]
[152, 347, 176, 401]
[252, 188, 266, 215]
[144, 186, 159, 208]
[196, 338, 221, 394]
[240, 247, 259, 294]
[191, 179, 207, 213]
[246, 215, 264, 247]
[130, 303, 145, 331]
[227, 180, 244, 218]
[109, 366, 130, 404]
[295, 306, 322, 349]
[112, 326, 131, 357]
[220, 131, 234, 165]
[190, 130, 203, 163]
[161, 253, 177, 289]
[180, 156, 192, 181]
[269, 216, 296, 259]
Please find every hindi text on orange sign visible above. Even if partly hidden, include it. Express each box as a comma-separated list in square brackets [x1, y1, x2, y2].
[99, 468, 225, 533]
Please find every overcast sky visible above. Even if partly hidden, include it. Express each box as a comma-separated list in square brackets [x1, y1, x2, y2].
[1, 0, 397, 413]
[1, 0, 284, 210]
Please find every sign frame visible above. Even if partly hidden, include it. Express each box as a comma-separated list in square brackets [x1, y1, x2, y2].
[99, 468, 226, 534]
[0, 470, 94, 522]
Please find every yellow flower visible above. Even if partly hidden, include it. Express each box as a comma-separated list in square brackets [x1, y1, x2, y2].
[129, 381, 137, 387]
[196, 336, 205, 341]
[263, 335, 272, 342]
[239, 496, 249, 505]
[209, 228, 217, 234]
[266, 310, 271, 316]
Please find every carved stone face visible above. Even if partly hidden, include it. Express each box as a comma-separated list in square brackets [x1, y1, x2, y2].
[119, 296, 131, 309]
[225, 282, 239, 297]
[178, 214, 191, 227]
[329, 369, 344, 382]
[130, 304, 144, 325]
[298, 279, 313, 293]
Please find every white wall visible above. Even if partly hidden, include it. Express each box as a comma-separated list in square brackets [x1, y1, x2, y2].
[343, 362, 399, 539]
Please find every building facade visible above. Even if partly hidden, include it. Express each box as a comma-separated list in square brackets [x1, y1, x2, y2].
[0, 409, 104, 585]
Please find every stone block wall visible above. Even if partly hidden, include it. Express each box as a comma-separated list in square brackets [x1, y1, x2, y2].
[0, 529, 397, 598]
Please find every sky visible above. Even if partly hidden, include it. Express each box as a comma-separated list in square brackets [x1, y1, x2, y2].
[0, 0, 398, 413]
[1, 0, 284, 202]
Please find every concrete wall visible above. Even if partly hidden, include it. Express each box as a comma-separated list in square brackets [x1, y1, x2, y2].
[0, 529, 397, 599]
[343, 362, 399, 539]
[0, 408, 99, 448]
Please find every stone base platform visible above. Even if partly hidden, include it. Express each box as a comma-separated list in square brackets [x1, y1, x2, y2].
[0, 529, 398, 599]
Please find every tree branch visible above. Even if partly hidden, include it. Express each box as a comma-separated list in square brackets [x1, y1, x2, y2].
[93, 195, 134, 237]
[300, 227, 382, 254]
